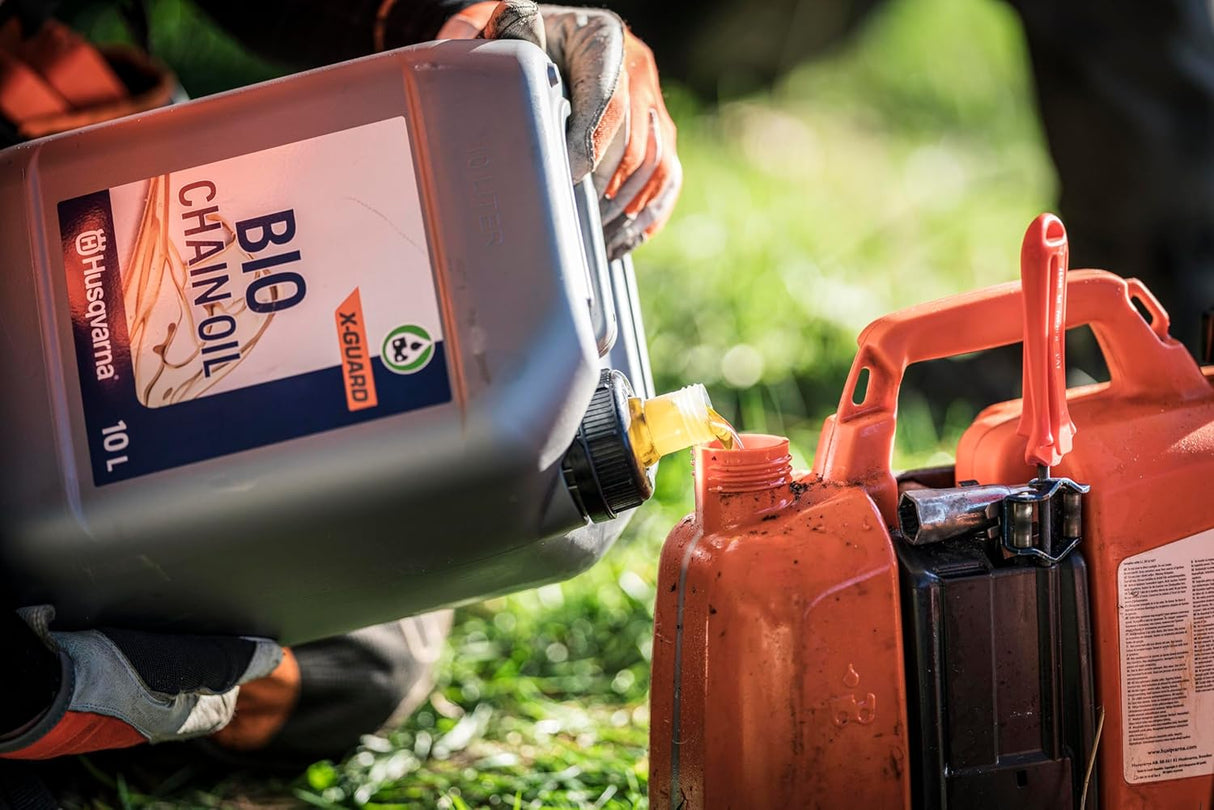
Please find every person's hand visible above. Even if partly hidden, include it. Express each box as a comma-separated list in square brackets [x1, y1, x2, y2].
[0, 606, 281, 760]
[439, 1, 682, 259]
[0, 17, 175, 141]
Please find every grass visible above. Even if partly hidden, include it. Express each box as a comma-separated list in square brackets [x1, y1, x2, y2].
[60, 0, 1054, 805]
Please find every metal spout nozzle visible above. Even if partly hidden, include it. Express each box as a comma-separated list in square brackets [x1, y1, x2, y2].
[898, 484, 1031, 545]
[899, 477, 1090, 564]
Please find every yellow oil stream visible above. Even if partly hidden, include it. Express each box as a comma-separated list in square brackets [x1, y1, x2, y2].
[708, 406, 743, 451]
[627, 385, 742, 468]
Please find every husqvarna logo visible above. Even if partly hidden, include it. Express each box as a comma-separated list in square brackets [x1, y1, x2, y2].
[76, 229, 106, 256]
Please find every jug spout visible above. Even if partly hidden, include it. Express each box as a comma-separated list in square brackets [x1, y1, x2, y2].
[694, 433, 794, 530]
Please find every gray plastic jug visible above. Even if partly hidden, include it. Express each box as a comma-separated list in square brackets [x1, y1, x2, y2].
[0, 39, 697, 643]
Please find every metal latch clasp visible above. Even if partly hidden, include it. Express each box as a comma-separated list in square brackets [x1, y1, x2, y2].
[897, 476, 1089, 565]
[997, 476, 1089, 564]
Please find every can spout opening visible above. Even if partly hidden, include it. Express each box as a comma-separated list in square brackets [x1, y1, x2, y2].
[696, 434, 793, 494]
[898, 496, 922, 542]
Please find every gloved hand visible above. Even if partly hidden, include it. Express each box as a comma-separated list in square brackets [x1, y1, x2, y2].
[0, 17, 176, 142]
[439, 0, 682, 259]
[0, 607, 281, 760]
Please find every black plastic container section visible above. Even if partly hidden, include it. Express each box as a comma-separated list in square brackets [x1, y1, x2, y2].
[895, 481, 1099, 810]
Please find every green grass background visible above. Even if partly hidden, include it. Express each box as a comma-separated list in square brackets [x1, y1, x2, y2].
[63, 0, 1053, 805]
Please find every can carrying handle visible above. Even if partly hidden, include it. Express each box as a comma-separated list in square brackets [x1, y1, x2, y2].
[812, 268, 1208, 522]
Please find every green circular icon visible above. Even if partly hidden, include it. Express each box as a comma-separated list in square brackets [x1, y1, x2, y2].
[382, 325, 434, 374]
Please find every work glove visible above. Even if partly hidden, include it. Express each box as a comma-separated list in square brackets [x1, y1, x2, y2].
[0, 607, 281, 760]
[0, 17, 176, 143]
[209, 612, 452, 766]
[439, 0, 682, 259]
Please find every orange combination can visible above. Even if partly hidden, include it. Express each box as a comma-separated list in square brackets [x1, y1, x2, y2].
[650, 215, 1214, 809]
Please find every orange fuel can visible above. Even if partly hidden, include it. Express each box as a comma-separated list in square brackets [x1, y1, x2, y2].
[955, 271, 1214, 808]
[649, 215, 1214, 809]
[818, 262, 1214, 809]
[648, 434, 912, 809]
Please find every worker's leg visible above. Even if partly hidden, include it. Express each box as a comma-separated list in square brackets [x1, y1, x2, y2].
[209, 610, 453, 766]
[0, 760, 56, 810]
[1010, 0, 1214, 355]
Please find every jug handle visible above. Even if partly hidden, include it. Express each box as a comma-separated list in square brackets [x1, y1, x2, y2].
[812, 267, 1209, 523]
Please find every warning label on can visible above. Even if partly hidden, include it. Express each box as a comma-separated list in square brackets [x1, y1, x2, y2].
[1119, 528, 1214, 783]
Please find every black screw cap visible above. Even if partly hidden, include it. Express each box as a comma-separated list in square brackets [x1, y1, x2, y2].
[562, 369, 653, 522]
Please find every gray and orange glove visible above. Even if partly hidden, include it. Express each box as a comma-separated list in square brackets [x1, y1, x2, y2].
[0, 17, 176, 143]
[439, 0, 682, 259]
[0, 607, 281, 760]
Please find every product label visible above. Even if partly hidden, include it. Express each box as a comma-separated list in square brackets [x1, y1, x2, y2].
[1118, 528, 1214, 783]
[59, 117, 451, 485]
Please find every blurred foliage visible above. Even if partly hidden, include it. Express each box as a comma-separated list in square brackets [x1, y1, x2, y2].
[637, 0, 1053, 476]
[63, 0, 284, 95]
[61, 0, 1056, 806]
